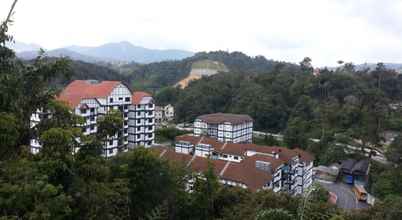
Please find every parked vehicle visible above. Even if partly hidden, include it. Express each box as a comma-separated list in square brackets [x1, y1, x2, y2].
[353, 185, 368, 201]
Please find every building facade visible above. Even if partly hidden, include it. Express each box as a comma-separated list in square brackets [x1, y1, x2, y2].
[153, 134, 314, 194]
[30, 80, 155, 157]
[193, 113, 253, 143]
[128, 92, 155, 147]
[154, 104, 175, 126]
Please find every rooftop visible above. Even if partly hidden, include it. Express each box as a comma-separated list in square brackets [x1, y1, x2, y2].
[57, 80, 122, 108]
[197, 113, 253, 124]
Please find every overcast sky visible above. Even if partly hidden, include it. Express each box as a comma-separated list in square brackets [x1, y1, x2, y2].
[1, 0, 402, 66]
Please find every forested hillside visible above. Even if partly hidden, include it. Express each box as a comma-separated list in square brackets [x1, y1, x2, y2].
[123, 51, 299, 91]
[156, 63, 402, 160]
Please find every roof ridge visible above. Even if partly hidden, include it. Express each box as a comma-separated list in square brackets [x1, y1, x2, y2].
[159, 149, 168, 158]
[220, 142, 228, 150]
[219, 161, 231, 177]
[186, 154, 197, 167]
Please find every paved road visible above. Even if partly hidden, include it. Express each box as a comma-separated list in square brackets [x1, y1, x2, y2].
[317, 181, 369, 210]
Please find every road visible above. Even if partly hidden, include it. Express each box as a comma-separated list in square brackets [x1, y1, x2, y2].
[317, 181, 369, 210]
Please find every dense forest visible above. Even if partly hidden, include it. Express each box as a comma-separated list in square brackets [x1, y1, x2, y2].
[2, 1, 402, 219]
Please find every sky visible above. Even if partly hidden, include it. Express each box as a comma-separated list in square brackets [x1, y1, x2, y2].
[1, 0, 402, 66]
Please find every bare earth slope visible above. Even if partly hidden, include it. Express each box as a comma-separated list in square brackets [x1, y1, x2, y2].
[176, 59, 228, 88]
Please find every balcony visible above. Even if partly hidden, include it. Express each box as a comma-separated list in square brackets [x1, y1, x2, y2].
[145, 113, 154, 118]
[146, 128, 154, 133]
[136, 113, 145, 118]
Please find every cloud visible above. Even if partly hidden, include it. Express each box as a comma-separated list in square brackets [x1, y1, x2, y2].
[1, 0, 402, 66]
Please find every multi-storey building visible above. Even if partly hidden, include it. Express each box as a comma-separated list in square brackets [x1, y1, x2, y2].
[152, 134, 314, 194]
[155, 104, 175, 126]
[193, 113, 253, 143]
[128, 92, 155, 147]
[30, 80, 155, 157]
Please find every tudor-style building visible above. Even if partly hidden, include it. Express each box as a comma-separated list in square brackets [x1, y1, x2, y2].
[30, 80, 155, 157]
[153, 134, 314, 194]
[128, 92, 155, 147]
[193, 113, 253, 143]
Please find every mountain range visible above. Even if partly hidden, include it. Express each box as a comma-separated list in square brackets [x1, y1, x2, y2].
[10, 41, 194, 64]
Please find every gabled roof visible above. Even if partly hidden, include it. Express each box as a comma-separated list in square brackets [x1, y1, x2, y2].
[175, 134, 314, 164]
[57, 80, 121, 108]
[132, 91, 152, 105]
[197, 113, 253, 124]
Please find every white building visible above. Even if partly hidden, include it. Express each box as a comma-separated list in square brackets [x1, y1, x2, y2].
[154, 134, 314, 194]
[128, 92, 155, 147]
[30, 80, 155, 157]
[194, 113, 253, 143]
[164, 104, 174, 121]
[154, 104, 175, 125]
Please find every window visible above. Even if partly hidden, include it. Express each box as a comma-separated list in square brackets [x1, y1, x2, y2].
[90, 125, 95, 130]
[124, 105, 128, 110]
[124, 121, 128, 126]
[109, 140, 113, 145]
[124, 113, 128, 118]
[124, 129, 128, 134]
[125, 97, 130, 102]
[223, 155, 228, 158]
[148, 104, 153, 108]
[90, 116, 95, 121]
[119, 97, 123, 101]
[109, 98, 113, 103]
[234, 156, 239, 160]
[80, 109, 87, 114]
[109, 149, 113, 154]
[90, 108, 95, 113]
[137, 135, 140, 139]
[137, 119, 141, 124]
[148, 134, 152, 138]
[137, 127, 141, 131]
[137, 105, 141, 108]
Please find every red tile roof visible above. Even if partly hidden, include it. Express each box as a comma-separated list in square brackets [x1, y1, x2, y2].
[175, 134, 314, 164]
[222, 157, 273, 191]
[57, 80, 121, 108]
[152, 146, 277, 192]
[132, 91, 152, 105]
[197, 113, 253, 124]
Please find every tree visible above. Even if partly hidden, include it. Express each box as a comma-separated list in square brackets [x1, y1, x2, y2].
[255, 208, 293, 220]
[284, 117, 309, 149]
[386, 134, 402, 165]
[191, 163, 221, 219]
[0, 112, 19, 160]
[127, 148, 173, 219]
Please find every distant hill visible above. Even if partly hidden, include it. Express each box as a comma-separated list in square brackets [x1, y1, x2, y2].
[355, 63, 402, 73]
[175, 59, 228, 88]
[124, 51, 300, 91]
[18, 48, 102, 63]
[6, 41, 42, 53]
[66, 41, 194, 63]
[14, 41, 194, 64]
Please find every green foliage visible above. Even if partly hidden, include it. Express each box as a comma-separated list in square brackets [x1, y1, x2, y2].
[96, 109, 123, 141]
[369, 162, 402, 199]
[255, 208, 293, 220]
[155, 127, 190, 143]
[386, 134, 402, 165]
[126, 148, 177, 219]
[0, 112, 19, 159]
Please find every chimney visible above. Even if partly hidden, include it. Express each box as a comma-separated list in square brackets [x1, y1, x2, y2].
[272, 151, 279, 159]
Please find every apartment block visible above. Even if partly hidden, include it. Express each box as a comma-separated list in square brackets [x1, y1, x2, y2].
[193, 113, 253, 143]
[30, 80, 155, 157]
[128, 92, 155, 147]
[153, 134, 313, 194]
